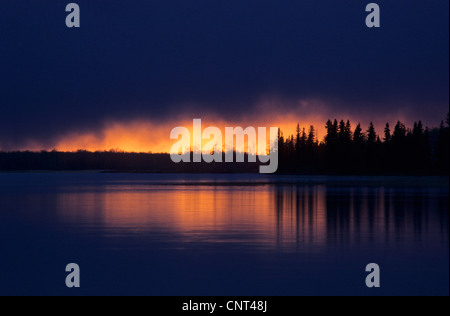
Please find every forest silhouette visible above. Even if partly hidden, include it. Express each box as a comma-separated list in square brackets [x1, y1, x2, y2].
[276, 114, 449, 175]
[1, 115, 449, 175]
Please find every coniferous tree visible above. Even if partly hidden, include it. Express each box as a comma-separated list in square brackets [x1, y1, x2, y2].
[345, 121, 352, 142]
[332, 119, 338, 142]
[353, 123, 365, 145]
[367, 122, 377, 145]
[324, 119, 339, 171]
[365, 122, 378, 172]
[295, 124, 301, 154]
[338, 120, 346, 143]
[307, 125, 316, 147]
[304, 125, 317, 168]
[382, 122, 392, 172]
[435, 116, 449, 174]
[337, 120, 352, 170]
[392, 121, 407, 143]
[351, 123, 366, 172]
[294, 123, 302, 168]
[411, 121, 429, 171]
[384, 123, 391, 143]
[391, 121, 407, 173]
[301, 128, 307, 147]
[325, 120, 338, 146]
[423, 126, 431, 169]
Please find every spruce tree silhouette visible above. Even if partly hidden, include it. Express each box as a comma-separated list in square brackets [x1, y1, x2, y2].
[295, 124, 301, 156]
[351, 123, 366, 173]
[367, 122, 377, 145]
[353, 123, 365, 145]
[435, 115, 449, 174]
[307, 126, 316, 147]
[384, 123, 391, 143]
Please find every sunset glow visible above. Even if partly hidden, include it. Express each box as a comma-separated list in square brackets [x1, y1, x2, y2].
[50, 116, 329, 154]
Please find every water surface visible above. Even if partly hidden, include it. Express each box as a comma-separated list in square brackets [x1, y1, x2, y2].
[0, 173, 448, 295]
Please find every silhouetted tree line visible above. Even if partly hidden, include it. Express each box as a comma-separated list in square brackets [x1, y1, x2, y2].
[0, 115, 448, 175]
[277, 114, 449, 175]
[0, 151, 259, 173]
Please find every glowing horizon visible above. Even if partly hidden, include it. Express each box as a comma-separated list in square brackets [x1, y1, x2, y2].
[0, 108, 424, 154]
[5, 118, 329, 154]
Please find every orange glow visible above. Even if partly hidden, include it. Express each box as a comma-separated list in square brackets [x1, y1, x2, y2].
[51, 116, 328, 154]
[1, 97, 413, 153]
[54, 121, 172, 153]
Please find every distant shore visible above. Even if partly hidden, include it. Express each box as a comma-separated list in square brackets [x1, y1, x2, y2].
[0, 170, 448, 190]
[1, 150, 449, 176]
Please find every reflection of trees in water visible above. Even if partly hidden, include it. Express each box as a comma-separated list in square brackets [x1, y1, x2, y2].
[274, 185, 327, 251]
[273, 185, 448, 250]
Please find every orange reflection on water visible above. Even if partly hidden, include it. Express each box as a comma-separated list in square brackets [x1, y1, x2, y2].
[54, 183, 447, 252]
[55, 184, 328, 251]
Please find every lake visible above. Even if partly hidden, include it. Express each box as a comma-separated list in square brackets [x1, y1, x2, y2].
[0, 173, 448, 296]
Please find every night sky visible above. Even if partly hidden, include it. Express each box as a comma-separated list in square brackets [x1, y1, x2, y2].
[1, 0, 448, 151]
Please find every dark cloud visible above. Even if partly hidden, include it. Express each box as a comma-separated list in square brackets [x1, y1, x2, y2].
[1, 0, 448, 149]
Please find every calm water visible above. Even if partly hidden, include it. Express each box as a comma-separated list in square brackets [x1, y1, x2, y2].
[0, 173, 448, 296]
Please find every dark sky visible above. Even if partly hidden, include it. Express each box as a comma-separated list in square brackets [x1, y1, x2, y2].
[1, 0, 448, 149]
